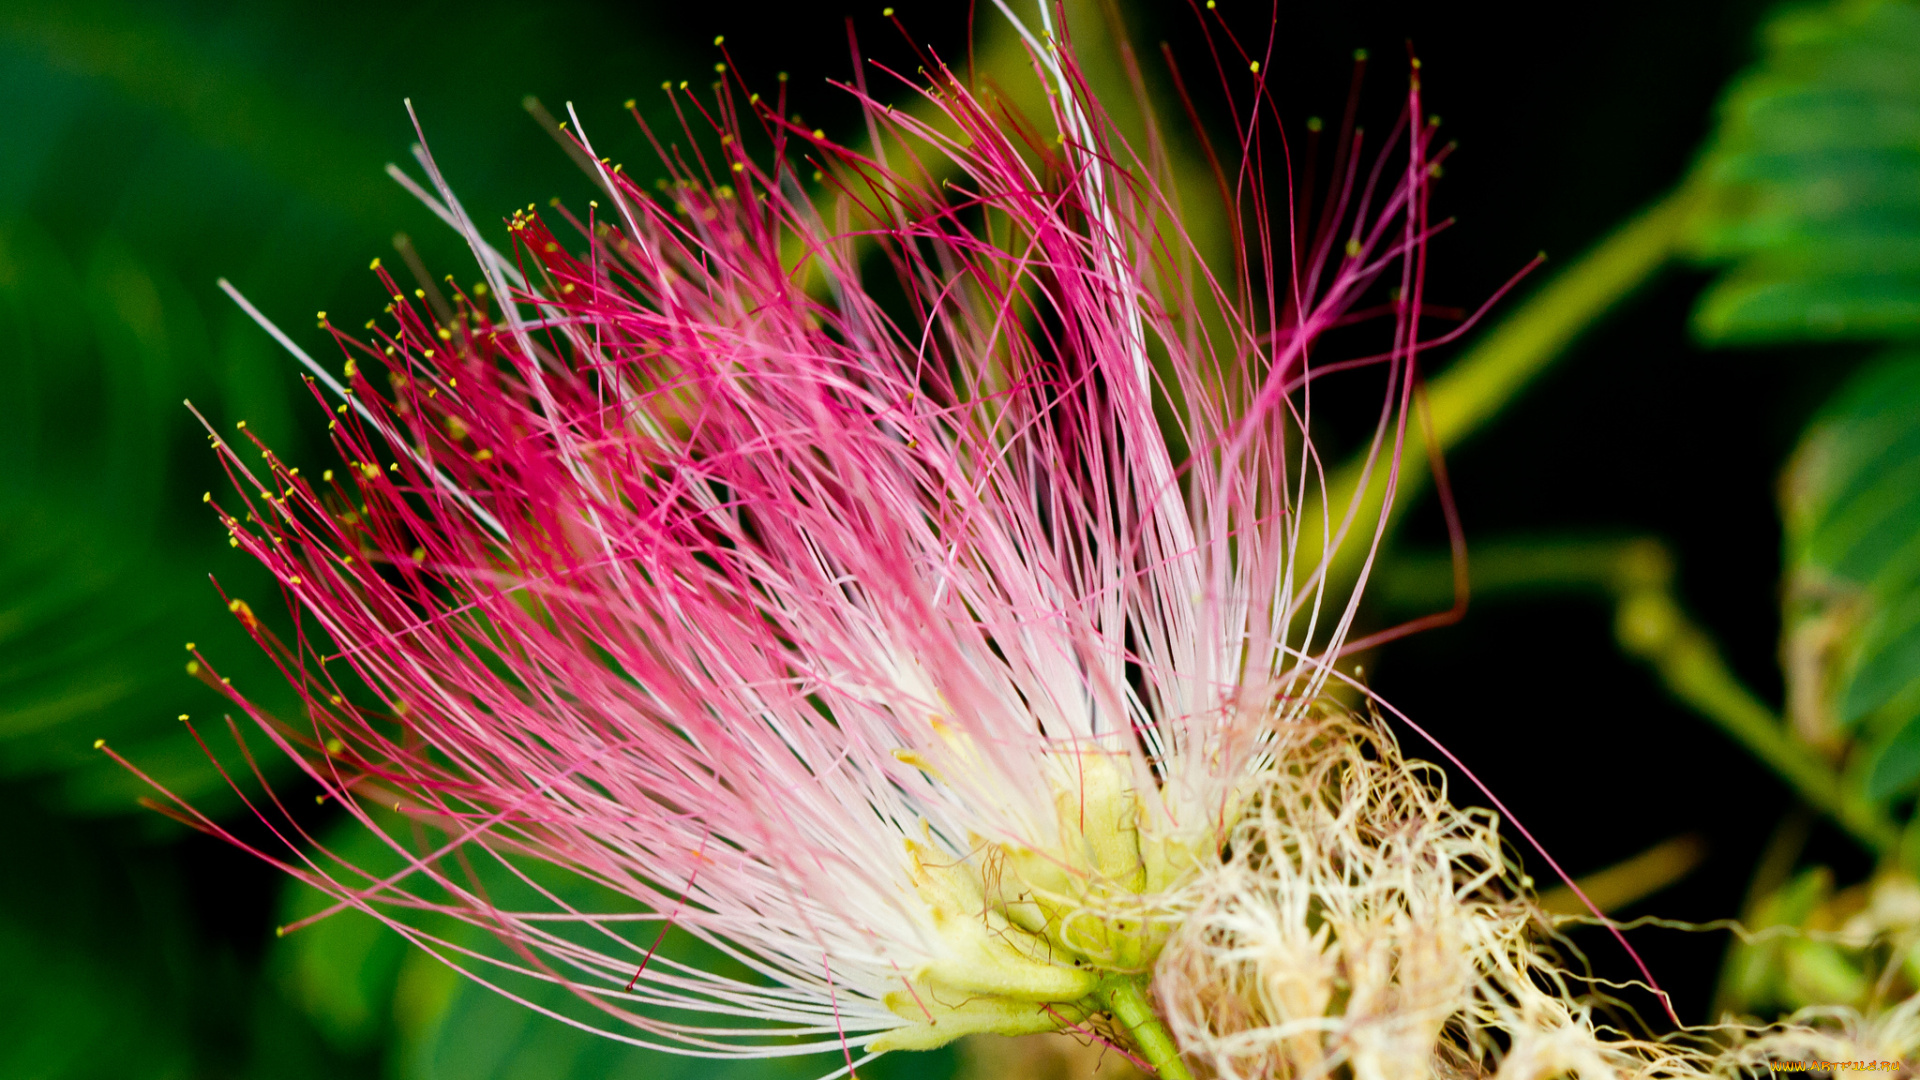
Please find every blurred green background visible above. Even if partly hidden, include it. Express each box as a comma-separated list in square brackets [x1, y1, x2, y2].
[4, 0, 1920, 1075]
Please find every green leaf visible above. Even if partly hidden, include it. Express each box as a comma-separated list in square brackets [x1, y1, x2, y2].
[0, 0, 686, 817]
[1683, 0, 1920, 343]
[1719, 866, 1837, 1014]
[0, 217, 301, 817]
[0, 790, 361, 1078]
[276, 813, 961, 1080]
[1776, 351, 1920, 798]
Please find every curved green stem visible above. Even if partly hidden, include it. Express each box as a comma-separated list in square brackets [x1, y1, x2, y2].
[1381, 537, 1900, 857]
[1313, 188, 1697, 593]
[1421, 187, 1697, 453]
[1615, 585, 1898, 857]
[1094, 975, 1193, 1080]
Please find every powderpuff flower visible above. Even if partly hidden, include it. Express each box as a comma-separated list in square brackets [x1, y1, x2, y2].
[128, 7, 1462, 1076]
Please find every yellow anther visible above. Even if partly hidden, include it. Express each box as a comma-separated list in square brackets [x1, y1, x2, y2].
[345, 359, 358, 377]
[287, 576, 302, 585]
[178, 714, 189, 721]
[474, 448, 494, 461]
[624, 98, 636, 109]
[186, 660, 201, 674]
[370, 257, 382, 270]
[777, 71, 788, 82]
[882, 6, 894, 14]
[316, 311, 327, 320]
[714, 63, 726, 73]
[892, 747, 936, 772]
[1249, 60, 1261, 73]
[325, 738, 344, 754]
[236, 420, 247, 429]
[93, 738, 104, 749]
[413, 288, 425, 299]
[410, 547, 426, 562]
[678, 80, 688, 90]
[202, 492, 211, 502]
[437, 327, 452, 340]
[322, 469, 333, 481]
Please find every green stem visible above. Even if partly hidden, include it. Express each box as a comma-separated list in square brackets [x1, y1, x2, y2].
[1095, 975, 1194, 1080]
[1614, 586, 1898, 856]
[1380, 537, 1900, 857]
[1315, 188, 1696, 591]
[1421, 188, 1697, 453]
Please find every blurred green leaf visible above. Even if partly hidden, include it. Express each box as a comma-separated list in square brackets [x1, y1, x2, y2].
[0, 0, 689, 817]
[0, 789, 360, 1078]
[0, 216, 300, 817]
[1684, 0, 1920, 343]
[277, 813, 960, 1080]
[0, 810, 193, 1079]
[1719, 865, 1839, 1015]
[1774, 351, 1920, 798]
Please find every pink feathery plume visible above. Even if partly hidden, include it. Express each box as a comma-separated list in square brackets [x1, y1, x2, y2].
[127, 9, 1456, 1073]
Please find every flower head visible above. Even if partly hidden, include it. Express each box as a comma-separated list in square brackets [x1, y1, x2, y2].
[146, 8, 1448, 1073]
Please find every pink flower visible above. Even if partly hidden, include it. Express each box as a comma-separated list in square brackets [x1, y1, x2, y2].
[134, 10, 1447, 1075]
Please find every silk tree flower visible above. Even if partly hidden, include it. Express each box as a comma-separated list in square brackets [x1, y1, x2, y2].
[121, 8, 1484, 1078]
[114, 7, 1920, 1076]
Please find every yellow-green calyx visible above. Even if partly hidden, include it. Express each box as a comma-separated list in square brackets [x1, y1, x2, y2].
[874, 750, 1208, 1076]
